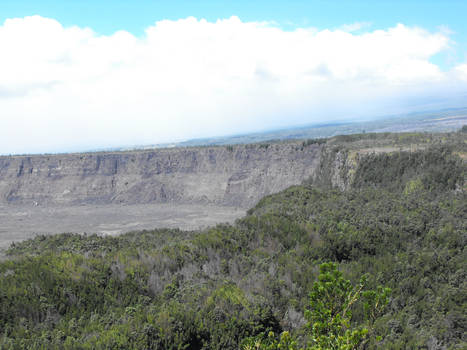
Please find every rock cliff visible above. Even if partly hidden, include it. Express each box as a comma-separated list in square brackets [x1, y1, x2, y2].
[0, 142, 322, 208]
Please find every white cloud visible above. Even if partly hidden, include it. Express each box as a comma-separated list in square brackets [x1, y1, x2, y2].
[455, 63, 467, 80]
[0, 15, 465, 154]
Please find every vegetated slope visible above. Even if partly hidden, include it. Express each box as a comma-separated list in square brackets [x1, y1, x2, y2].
[0, 142, 321, 208]
[0, 131, 466, 349]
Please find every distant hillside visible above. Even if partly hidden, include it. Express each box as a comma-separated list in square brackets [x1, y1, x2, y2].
[66, 107, 467, 153]
[160, 107, 467, 148]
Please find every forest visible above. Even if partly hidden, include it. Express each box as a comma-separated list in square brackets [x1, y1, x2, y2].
[0, 131, 466, 349]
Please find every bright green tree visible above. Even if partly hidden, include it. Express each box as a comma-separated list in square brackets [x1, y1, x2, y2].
[243, 263, 390, 350]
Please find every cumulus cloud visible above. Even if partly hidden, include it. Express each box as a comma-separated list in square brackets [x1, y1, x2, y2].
[0, 15, 465, 154]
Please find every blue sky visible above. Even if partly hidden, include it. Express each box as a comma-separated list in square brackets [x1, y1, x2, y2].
[0, 1, 466, 154]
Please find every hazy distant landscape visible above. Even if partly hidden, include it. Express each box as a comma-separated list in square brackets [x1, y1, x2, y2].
[142, 107, 467, 149]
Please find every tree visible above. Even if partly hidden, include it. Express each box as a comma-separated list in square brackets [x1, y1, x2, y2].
[243, 263, 390, 350]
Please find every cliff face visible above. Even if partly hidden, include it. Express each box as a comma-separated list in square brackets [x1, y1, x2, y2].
[0, 142, 322, 208]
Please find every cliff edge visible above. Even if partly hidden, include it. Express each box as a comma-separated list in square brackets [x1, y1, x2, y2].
[0, 141, 322, 208]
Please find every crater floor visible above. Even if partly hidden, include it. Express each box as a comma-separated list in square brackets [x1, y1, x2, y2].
[0, 204, 246, 250]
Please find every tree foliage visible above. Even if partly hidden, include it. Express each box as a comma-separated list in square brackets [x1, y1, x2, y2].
[243, 263, 390, 350]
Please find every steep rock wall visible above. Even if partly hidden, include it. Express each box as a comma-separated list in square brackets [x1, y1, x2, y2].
[311, 147, 358, 190]
[0, 142, 322, 208]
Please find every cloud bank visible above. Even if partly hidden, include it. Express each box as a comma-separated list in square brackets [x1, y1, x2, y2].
[0, 16, 466, 154]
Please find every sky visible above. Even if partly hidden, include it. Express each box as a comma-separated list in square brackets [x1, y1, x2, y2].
[1, 0, 467, 154]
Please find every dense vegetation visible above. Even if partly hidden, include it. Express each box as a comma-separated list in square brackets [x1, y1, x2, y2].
[0, 132, 466, 349]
